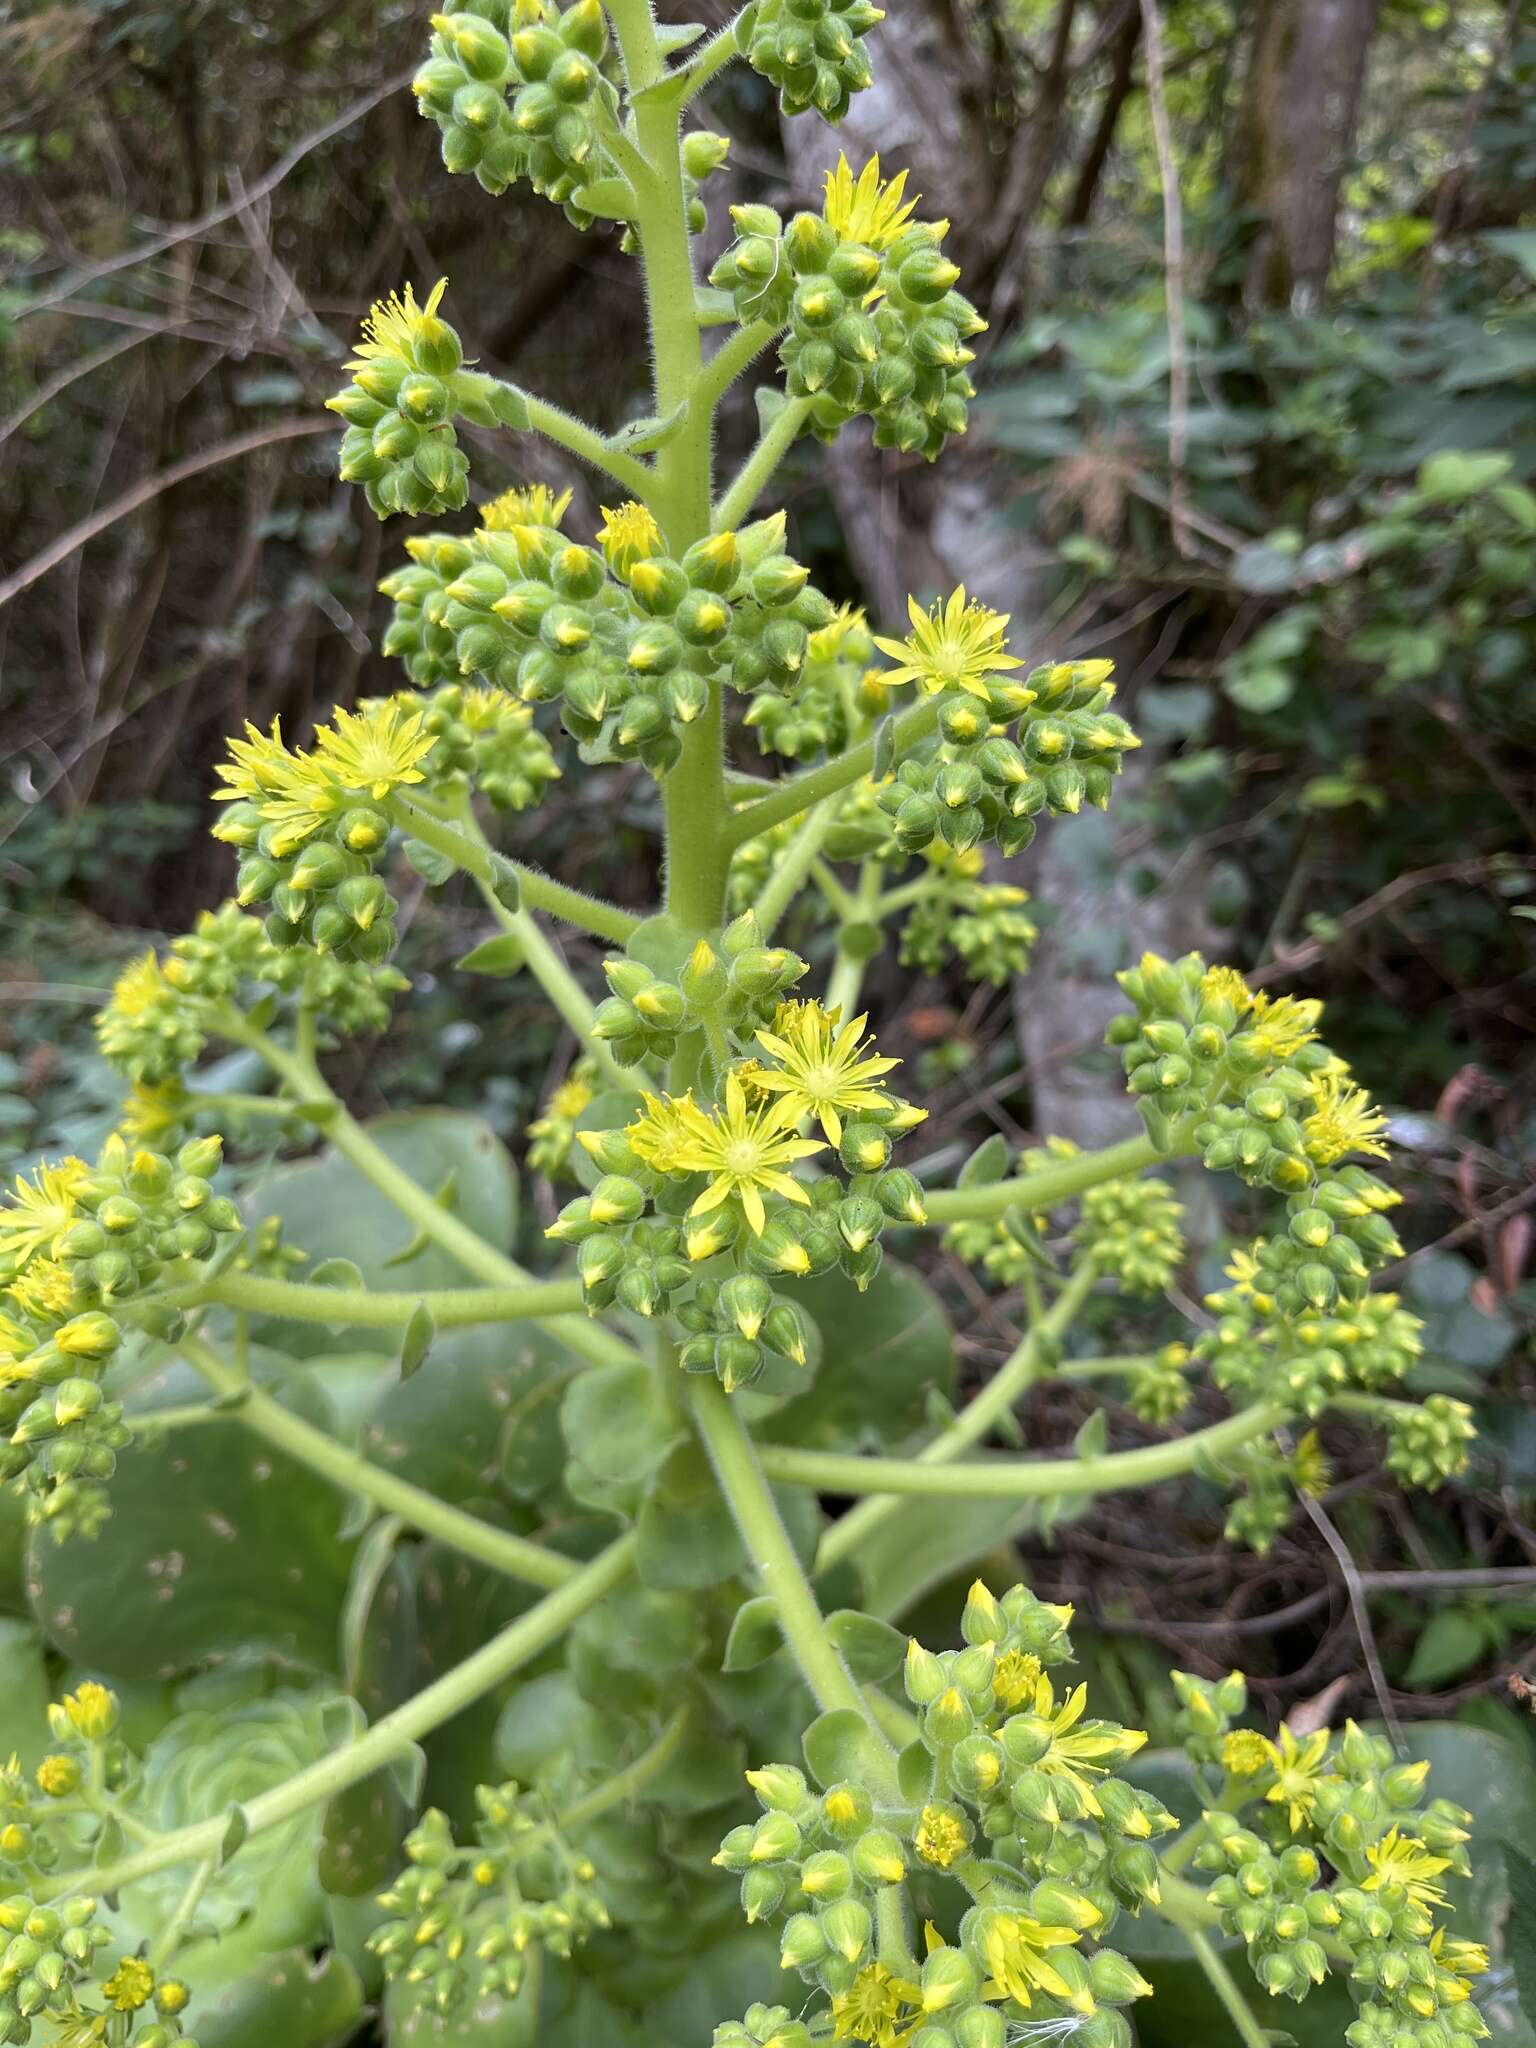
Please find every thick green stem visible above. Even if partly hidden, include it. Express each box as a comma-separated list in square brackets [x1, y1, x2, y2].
[922, 1129, 1189, 1225]
[687, 1378, 898, 1791]
[754, 796, 841, 939]
[389, 794, 640, 945]
[41, 1533, 637, 1903]
[522, 390, 654, 498]
[1176, 1922, 1268, 2048]
[176, 1334, 578, 1592]
[713, 397, 812, 530]
[816, 1264, 1097, 1571]
[758, 1401, 1289, 1504]
[219, 1016, 637, 1369]
[467, 867, 630, 1091]
[155, 1270, 587, 1332]
[726, 697, 942, 850]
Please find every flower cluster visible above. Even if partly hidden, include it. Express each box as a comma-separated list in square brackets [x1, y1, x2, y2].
[381, 498, 837, 778]
[327, 279, 482, 518]
[715, 1582, 1166, 2048]
[413, 0, 618, 221]
[209, 702, 435, 962]
[711, 157, 982, 461]
[0, 1686, 198, 2046]
[0, 1135, 235, 1536]
[743, 0, 883, 120]
[1072, 1174, 1185, 1296]
[743, 605, 885, 760]
[97, 904, 406, 1094]
[371, 1783, 609, 2017]
[526, 1058, 599, 1181]
[873, 641, 1139, 858]
[1171, 1674, 1486, 2045]
[592, 911, 809, 1066]
[549, 994, 924, 1376]
[900, 859, 1038, 986]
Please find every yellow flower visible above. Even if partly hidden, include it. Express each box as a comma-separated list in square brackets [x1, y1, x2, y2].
[211, 717, 303, 806]
[974, 1909, 1093, 2014]
[1218, 1243, 1275, 1314]
[1364, 1827, 1450, 1913]
[992, 1649, 1043, 1713]
[830, 1961, 923, 2047]
[117, 1079, 188, 1144]
[808, 603, 869, 665]
[751, 1000, 905, 1144]
[1199, 964, 1253, 1014]
[1290, 1428, 1332, 1498]
[1429, 1926, 1488, 1987]
[597, 500, 663, 574]
[7, 1258, 74, 1320]
[822, 154, 921, 251]
[873, 588, 1024, 702]
[312, 700, 437, 802]
[479, 483, 573, 531]
[913, 1805, 969, 1868]
[1220, 1729, 1273, 1778]
[1303, 1069, 1390, 1166]
[0, 1157, 89, 1274]
[1262, 1722, 1331, 1833]
[57, 1680, 118, 1740]
[675, 1074, 826, 1236]
[1014, 1673, 1146, 1820]
[347, 276, 450, 367]
[1241, 991, 1322, 1062]
[35, 1754, 79, 1797]
[625, 1090, 714, 1177]
[102, 1956, 155, 2012]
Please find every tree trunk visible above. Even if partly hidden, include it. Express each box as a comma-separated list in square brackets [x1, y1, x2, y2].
[1230, 0, 1382, 310]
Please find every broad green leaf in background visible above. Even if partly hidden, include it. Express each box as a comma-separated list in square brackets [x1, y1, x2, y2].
[242, 1110, 519, 1320]
[764, 1258, 954, 1452]
[28, 1361, 357, 1677]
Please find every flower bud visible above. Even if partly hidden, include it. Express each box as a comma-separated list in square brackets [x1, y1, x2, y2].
[821, 1783, 872, 1839]
[778, 1913, 826, 1972]
[853, 1829, 906, 1886]
[905, 1638, 947, 1705]
[818, 1898, 872, 1965]
[745, 1763, 809, 1814]
[798, 1851, 853, 1901]
[1089, 1949, 1153, 2006]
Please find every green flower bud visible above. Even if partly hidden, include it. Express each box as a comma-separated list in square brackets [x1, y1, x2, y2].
[798, 1850, 853, 1901]
[778, 1912, 826, 1972]
[818, 1897, 872, 1965]
[852, 1829, 906, 1886]
[821, 1783, 873, 1839]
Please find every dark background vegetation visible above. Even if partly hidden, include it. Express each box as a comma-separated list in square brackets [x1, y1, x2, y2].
[3, 0, 1536, 1746]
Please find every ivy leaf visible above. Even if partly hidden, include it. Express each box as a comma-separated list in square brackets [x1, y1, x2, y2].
[722, 1593, 782, 1671]
[802, 1706, 890, 1790]
[825, 1608, 905, 1682]
[958, 1134, 1010, 1187]
[402, 836, 459, 885]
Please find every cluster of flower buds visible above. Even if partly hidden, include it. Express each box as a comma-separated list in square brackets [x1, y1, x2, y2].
[1124, 1340, 1193, 1425]
[380, 499, 836, 778]
[0, 1138, 233, 1535]
[1071, 1175, 1185, 1296]
[675, 1271, 813, 1391]
[741, 0, 882, 119]
[593, 914, 808, 1066]
[526, 1060, 598, 1181]
[0, 1688, 193, 2045]
[405, 680, 561, 813]
[874, 661, 1138, 860]
[711, 157, 981, 461]
[1383, 1394, 1477, 1490]
[743, 606, 882, 760]
[717, 1584, 1164, 2048]
[370, 1782, 609, 2017]
[97, 906, 406, 1095]
[551, 994, 925, 1340]
[1170, 1682, 1485, 2044]
[413, 0, 616, 221]
[327, 280, 491, 518]
[897, 848, 1038, 987]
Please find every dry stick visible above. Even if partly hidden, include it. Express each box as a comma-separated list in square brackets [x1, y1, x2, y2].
[0, 419, 334, 611]
[1138, 0, 1192, 558]
[15, 72, 414, 319]
[1298, 1491, 1405, 1754]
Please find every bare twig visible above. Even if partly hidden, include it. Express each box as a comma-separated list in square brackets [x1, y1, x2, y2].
[0, 419, 334, 612]
[15, 72, 413, 319]
[1137, 0, 1192, 556]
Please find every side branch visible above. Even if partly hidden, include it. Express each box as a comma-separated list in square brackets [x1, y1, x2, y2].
[391, 795, 642, 945]
[725, 696, 944, 849]
[757, 1401, 1288, 1501]
[40, 1533, 637, 1903]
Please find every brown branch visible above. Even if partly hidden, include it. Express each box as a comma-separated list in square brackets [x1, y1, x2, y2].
[0, 418, 334, 612]
[1248, 855, 1536, 986]
[1137, 0, 1192, 556]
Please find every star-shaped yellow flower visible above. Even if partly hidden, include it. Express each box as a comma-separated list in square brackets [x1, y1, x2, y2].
[873, 588, 1023, 701]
